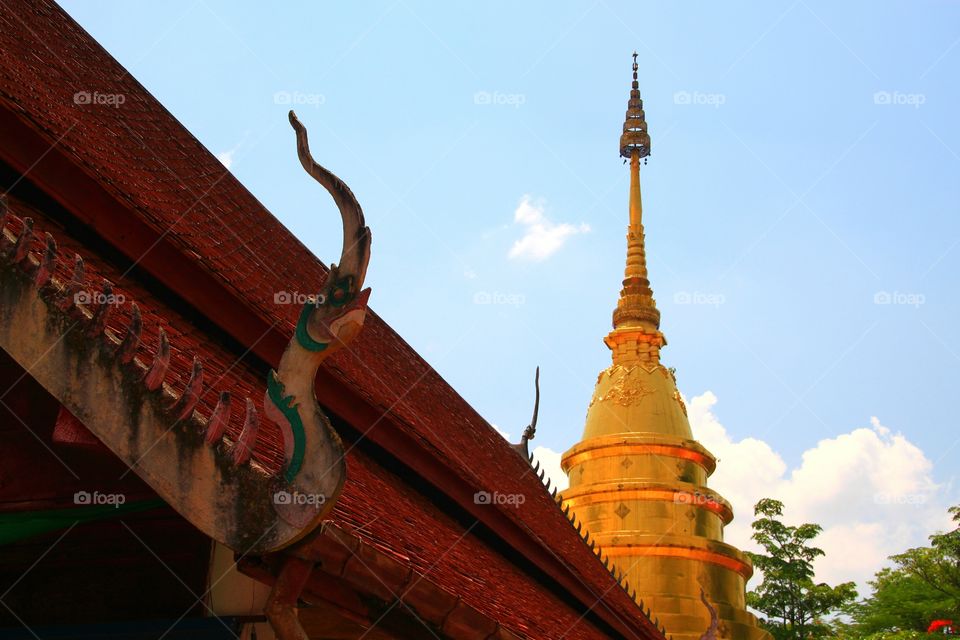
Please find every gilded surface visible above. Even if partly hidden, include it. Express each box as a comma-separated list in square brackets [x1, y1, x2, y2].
[560, 58, 772, 640]
[591, 369, 654, 407]
[674, 389, 688, 416]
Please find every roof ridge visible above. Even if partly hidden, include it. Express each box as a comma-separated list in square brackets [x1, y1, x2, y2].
[0, 4, 664, 636]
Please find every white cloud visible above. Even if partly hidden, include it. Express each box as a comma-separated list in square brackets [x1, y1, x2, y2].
[508, 195, 589, 261]
[216, 149, 235, 169]
[216, 136, 248, 170]
[532, 445, 569, 492]
[688, 391, 954, 595]
[492, 424, 569, 492]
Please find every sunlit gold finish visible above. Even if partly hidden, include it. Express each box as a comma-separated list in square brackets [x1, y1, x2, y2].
[560, 55, 771, 640]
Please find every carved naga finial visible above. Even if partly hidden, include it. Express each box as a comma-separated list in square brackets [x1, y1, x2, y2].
[0, 131, 375, 604]
[260, 110, 376, 640]
[263, 111, 372, 500]
[512, 366, 539, 458]
[698, 586, 719, 640]
[289, 110, 371, 317]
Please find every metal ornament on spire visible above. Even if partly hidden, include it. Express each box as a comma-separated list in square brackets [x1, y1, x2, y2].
[562, 54, 774, 640]
[611, 53, 660, 334]
[619, 52, 651, 160]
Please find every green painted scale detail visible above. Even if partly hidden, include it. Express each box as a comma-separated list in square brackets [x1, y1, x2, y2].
[295, 303, 329, 353]
[267, 370, 307, 483]
[293, 277, 355, 353]
[281, 277, 356, 481]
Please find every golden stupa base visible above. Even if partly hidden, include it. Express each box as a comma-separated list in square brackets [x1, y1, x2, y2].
[563, 56, 771, 640]
[562, 363, 771, 640]
[609, 550, 770, 640]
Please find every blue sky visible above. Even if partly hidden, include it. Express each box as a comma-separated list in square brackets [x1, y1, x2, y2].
[60, 1, 960, 590]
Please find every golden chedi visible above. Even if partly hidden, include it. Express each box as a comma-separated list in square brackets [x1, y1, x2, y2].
[560, 55, 771, 640]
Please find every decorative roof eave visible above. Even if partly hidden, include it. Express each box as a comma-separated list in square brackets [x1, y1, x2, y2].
[0, 16, 664, 635]
[528, 447, 669, 640]
[0, 11, 622, 602]
[0, 207, 333, 553]
[241, 522, 525, 639]
[0, 41, 664, 636]
[0, 105, 377, 556]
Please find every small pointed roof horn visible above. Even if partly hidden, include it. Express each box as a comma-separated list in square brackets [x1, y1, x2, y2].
[511, 366, 540, 459]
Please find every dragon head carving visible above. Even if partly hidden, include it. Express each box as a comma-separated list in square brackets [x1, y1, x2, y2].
[288, 110, 372, 356]
[0, 111, 375, 556]
[260, 112, 373, 533]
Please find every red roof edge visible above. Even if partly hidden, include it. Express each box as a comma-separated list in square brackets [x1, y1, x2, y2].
[0, 108, 660, 639]
[0, 3, 664, 637]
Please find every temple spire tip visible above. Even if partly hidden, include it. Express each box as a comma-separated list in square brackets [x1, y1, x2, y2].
[619, 53, 650, 160]
[610, 53, 660, 339]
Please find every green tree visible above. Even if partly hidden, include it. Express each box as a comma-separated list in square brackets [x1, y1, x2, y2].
[847, 504, 960, 636]
[849, 564, 953, 633]
[891, 505, 960, 613]
[746, 498, 858, 640]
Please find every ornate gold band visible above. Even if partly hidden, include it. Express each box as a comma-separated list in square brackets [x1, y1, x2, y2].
[604, 544, 753, 578]
[563, 442, 715, 474]
[562, 486, 733, 523]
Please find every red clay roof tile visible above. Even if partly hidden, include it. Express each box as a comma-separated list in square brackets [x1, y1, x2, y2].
[0, 4, 663, 639]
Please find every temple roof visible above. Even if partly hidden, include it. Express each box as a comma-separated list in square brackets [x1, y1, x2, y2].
[0, 2, 666, 638]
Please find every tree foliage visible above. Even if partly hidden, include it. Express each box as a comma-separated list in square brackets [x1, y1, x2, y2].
[892, 506, 960, 609]
[746, 498, 858, 640]
[847, 505, 960, 636]
[848, 564, 953, 633]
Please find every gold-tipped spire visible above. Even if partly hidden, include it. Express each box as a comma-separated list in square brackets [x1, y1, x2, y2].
[562, 53, 772, 640]
[619, 52, 650, 161]
[607, 54, 662, 364]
